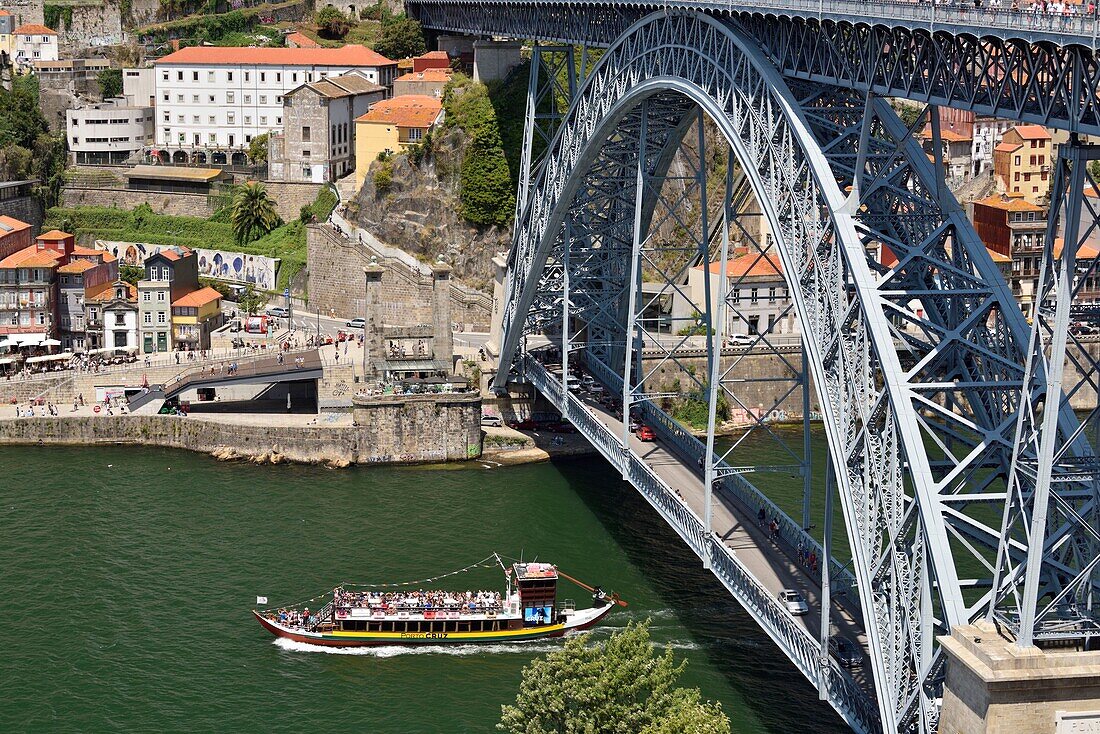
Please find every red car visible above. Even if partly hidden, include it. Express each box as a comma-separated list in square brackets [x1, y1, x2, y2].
[509, 419, 538, 431]
[636, 425, 656, 441]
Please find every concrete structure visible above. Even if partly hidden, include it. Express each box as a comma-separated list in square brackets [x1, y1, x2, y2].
[392, 67, 453, 98]
[123, 165, 230, 194]
[85, 279, 138, 352]
[12, 23, 57, 73]
[57, 247, 118, 352]
[170, 285, 223, 351]
[137, 247, 199, 354]
[67, 98, 155, 165]
[687, 251, 798, 338]
[153, 45, 398, 155]
[0, 215, 33, 261]
[939, 621, 1100, 734]
[472, 39, 522, 83]
[123, 67, 156, 108]
[994, 124, 1054, 205]
[353, 95, 443, 189]
[268, 72, 385, 183]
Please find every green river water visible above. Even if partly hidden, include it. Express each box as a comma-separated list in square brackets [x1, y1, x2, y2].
[2, 437, 851, 733]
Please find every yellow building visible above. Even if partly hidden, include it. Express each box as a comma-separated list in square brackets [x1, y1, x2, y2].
[354, 95, 444, 190]
[171, 286, 224, 351]
[993, 124, 1053, 206]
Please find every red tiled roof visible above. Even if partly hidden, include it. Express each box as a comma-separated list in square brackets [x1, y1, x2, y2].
[1013, 124, 1052, 140]
[172, 286, 222, 308]
[86, 280, 137, 302]
[395, 68, 453, 83]
[0, 216, 31, 236]
[416, 51, 450, 61]
[36, 229, 72, 241]
[156, 44, 395, 67]
[1054, 238, 1100, 260]
[696, 252, 783, 278]
[975, 194, 1044, 212]
[0, 245, 62, 269]
[286, 31, 320, 48]
[0, 11, 12, 17]
[13, 24, 57, 36]
[57, 259, 97, 274]
[356, 95, 443, 128]
[994, 141, 1022, 153]
[72, 245, 116, 262]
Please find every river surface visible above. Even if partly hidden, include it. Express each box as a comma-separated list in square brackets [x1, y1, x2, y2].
[2, 440, 851, 733]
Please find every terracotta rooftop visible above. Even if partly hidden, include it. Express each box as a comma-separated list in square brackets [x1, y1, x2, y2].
[57, 259, 97, 274]
[395, 68, 454, 83]
[995, 141, 1022, 153]
[286, 31, 320, 48]
[986, 247, 1012, 264]
[125, 165, 223, 182]
[0, 245, 62, 269]
[156, 44, 395, 68]
[0, 216, 31, 236]
[36, 229, 72, 241]
[356, 95, 443, 128]
[172, 286, 222, 308]
[86, 280, 137, 302]
[416, 50, 450, 61]
[919, 127, 972, 142]
[1054, 238, 1100, 261]
[1012, 124, 1052, 140]
[13, 24, 57, 36]
[0, 11, 11, 17]
[300, 73, 385, 99]
[975, 194, 1045, 212]
[696, 252, 783, 279]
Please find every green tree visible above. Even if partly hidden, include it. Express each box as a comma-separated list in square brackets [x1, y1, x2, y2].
[237, 284, 266, 315]
[97, 68, 123, 98]
[498, 621, 730, 734]
[373, 15, 427, 59]
[120, 264, 145, 285]
[443, 77, 515, 226]
[248, 133, 269, 164]
[315, 5, 351, 39]
[231, 182, 282, 245]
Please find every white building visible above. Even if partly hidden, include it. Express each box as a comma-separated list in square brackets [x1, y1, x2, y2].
[972, 117, 1014, 178]
[687, 251, 798, 340]
[152, 45, 397, 157]
[123, 67, 156, 108]
[13, 23, 57, 72]
[67, 98, 155, 165]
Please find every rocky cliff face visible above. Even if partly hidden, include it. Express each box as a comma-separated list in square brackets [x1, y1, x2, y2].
[347, 129, 511, 292]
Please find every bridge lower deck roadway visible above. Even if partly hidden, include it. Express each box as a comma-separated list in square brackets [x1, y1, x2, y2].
[565, 386, 874, 696]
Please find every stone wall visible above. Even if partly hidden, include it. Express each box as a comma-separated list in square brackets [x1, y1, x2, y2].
[61, 186, 218, 218]
[58, 3, 125, 49]
[0, 391, 483, 466]
[307, 224, 491, 331]
[0, 194, 44, 235]
[263, 181, 324, 222]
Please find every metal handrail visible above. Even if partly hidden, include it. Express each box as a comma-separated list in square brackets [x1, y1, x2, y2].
[525, 356, 879, 732]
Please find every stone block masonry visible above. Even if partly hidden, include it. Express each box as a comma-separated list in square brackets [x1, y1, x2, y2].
[0, 392, 483, 466]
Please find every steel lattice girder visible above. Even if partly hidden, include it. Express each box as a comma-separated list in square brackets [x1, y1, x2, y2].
[408, 0, 1100, 135]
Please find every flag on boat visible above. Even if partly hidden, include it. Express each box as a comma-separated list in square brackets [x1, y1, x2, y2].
[256, 596, 268, 605]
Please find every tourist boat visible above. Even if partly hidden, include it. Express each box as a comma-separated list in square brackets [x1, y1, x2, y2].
[253, 558, 626, 647]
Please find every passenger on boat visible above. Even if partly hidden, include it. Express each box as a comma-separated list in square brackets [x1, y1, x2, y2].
[332, 587, 503, 613]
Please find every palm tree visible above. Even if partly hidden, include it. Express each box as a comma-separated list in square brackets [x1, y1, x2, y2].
[231, 182, 281, 244]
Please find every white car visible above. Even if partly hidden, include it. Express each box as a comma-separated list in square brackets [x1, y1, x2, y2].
[346, 317, 366, 328]
[779, 589, 809, 616]
[729, 334, 755, 346]
[266, 306, 290, 318]
[480, 415, 503, 427]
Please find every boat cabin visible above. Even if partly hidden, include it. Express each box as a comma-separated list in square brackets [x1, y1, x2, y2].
[514, 562, 558, 626]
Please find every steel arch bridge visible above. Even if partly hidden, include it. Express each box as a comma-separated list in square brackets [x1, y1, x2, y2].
[406, 3, 1100, 732]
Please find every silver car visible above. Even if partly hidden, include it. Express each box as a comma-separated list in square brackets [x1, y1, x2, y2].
[778, 589, 809, 615]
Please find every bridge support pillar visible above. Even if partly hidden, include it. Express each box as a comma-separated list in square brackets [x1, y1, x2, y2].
[939, 621, 1100, 734]
[472, 39, 523, 84]
[362, 261, 385, 381]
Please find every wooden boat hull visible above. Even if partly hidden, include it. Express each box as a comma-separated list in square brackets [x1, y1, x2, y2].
[253, 605, 614, 648]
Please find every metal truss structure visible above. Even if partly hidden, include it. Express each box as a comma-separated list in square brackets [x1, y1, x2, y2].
[404, 2, 1100, 732]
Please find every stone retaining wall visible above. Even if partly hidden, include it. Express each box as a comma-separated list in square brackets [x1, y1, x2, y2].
[0, 392, 483, 466]
[61, 187, 217, 219]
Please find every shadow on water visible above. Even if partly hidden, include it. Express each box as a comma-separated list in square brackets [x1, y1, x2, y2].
[554, 457, 852, 734]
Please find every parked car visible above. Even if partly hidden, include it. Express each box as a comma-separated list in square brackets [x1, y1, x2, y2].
[266, 306, 290, 318]
[829, 635, 863, 668]
[480, 415, 503, 427]
[580, 374, 596, 388]
[509, 419, 538, 431]
[544, 422, 576, 434]
[729, 334, 755, 346]
[779, 589, 809, 616]
[566, 376, 582, 391]
[629, 418, 642, 432]
[346, 317, 366, 329]
[636, 425, 656, 441]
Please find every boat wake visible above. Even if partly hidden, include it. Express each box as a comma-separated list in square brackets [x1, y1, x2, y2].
[273, 635, 701, 657]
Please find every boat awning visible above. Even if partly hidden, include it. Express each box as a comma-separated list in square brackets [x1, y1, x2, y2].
[26, 352, 74, 364]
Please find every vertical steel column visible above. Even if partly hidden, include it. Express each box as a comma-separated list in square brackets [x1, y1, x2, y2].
[801, 344, 812, 530]
[621, 101, 648, 477]
[704, 184, 732, 570]
[1016, 139, 1088, 648]
[562, 222, 570, 399]
[819, 448, 834, 701]
[515, 43, 541, 225]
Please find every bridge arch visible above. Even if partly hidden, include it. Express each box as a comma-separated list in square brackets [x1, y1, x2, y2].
[496, 9, 1038, 732]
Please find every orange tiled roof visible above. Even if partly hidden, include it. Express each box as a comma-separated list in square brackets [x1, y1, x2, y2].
[73, 245, 115, 262]
[57, 259, 97, 274]
[0, 245, 62, 269]
[157, 44, 395, 67]
[172, 286, 222, 308]
[696, 252, 783, 278]
[416, 50, 450, 61]
[395, 68, 453, 83]
[286, 31, 320, 48]
[986, 247, 1012, 264]
[0, 215, 31, 236]
[356, 95, 443, 128]
[975, 194, 1044, 212]
[1054, 238, 1100, 260]
[86, 280, 137, 302]
[995, 141, 1022, 153]
[1013, 124, 1052, 140]
[919, 127, 972, 142]
[0, 10, 12, 17]
[36, 229, 72, 241]
[13, 24, 57, 36]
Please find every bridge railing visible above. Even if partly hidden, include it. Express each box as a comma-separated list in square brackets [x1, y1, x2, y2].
[583, 356, 859, 602]
[525, 357, 880, 734]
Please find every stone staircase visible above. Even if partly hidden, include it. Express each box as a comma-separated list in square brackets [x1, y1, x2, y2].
[334, 172, 359, 203]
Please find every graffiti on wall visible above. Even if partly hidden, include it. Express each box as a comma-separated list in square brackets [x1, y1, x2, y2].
[96, 241, 280, 290]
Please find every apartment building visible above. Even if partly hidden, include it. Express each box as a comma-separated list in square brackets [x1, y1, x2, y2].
[85, 279, 139, 352]
[0, 229, 76, 343]
[687, 251, 798, 339]
[0, 11, 14, 65]
[12, 23, 57, 73]
[67, 98, 156, 165]
[171, 286, 224, 351]
[994, 125, 1053, 205]
[137, 247, 199, 354]
[152, 45, 397, 156]
[57, 247, 118, 352]
[0, 215, 33, 261]
[354, 95, 444, 189]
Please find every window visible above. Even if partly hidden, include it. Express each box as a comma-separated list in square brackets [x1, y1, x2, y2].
[162, 71, 168, 81]
[1015, 156, 1021, 166]
[228, 134, 235, 147]
[144, 312, 152, 324]
[302, 149, 310, 157]
[227, 71, 233, 81]
[750, 288, 759, 304]
[244, 71, 250, 82]
[192, 71, 199, 81]
[259, 95, 267, 105]
[177, 115, 184, 123]
[276, 116, 281, 126]
[142, 291, 150, 302]
[292, 72, 298, 83]
[260, 116, 267, 125]
[227, 112, 235, 124]
[177, 71, 183, 81]
[302, 125, 311, 142]
[209, 133, 217, 144]
[114, 313, 126, 326]
[176, 94, 183, 103]
[227, 91, 234, 103]
[192, 115, 199, 123]
[192, 94, 199, 103]
[244, 94, 251, 104]
[163, 92, 169, 102]
[276, 73, 281, 83]
[1030, 155, 1036, 165]
[207, 71, 215, 82]
[1014, 172, 1020, 182]
[209, 115, 216, 125]
[768, 287, 776, 303]
[208, 95, 215, 103]
[260, 72, 266, 83]
[408, 127, 424, 141]
[157, 312, 166, 324]
[157, 291, 166, 302]
[163, 112, 170, 122]
[244, 116, 251, 125]
[275, 95, 282, 103]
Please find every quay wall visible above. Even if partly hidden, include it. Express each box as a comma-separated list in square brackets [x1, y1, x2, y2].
[0, 392, 483, 466]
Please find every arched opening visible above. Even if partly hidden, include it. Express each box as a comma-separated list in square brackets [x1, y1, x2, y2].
[211, 151, 227, 165]
[191, 151, 207, 164]
[231, 151, 248, 166]
[172, 150, 188, 164]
